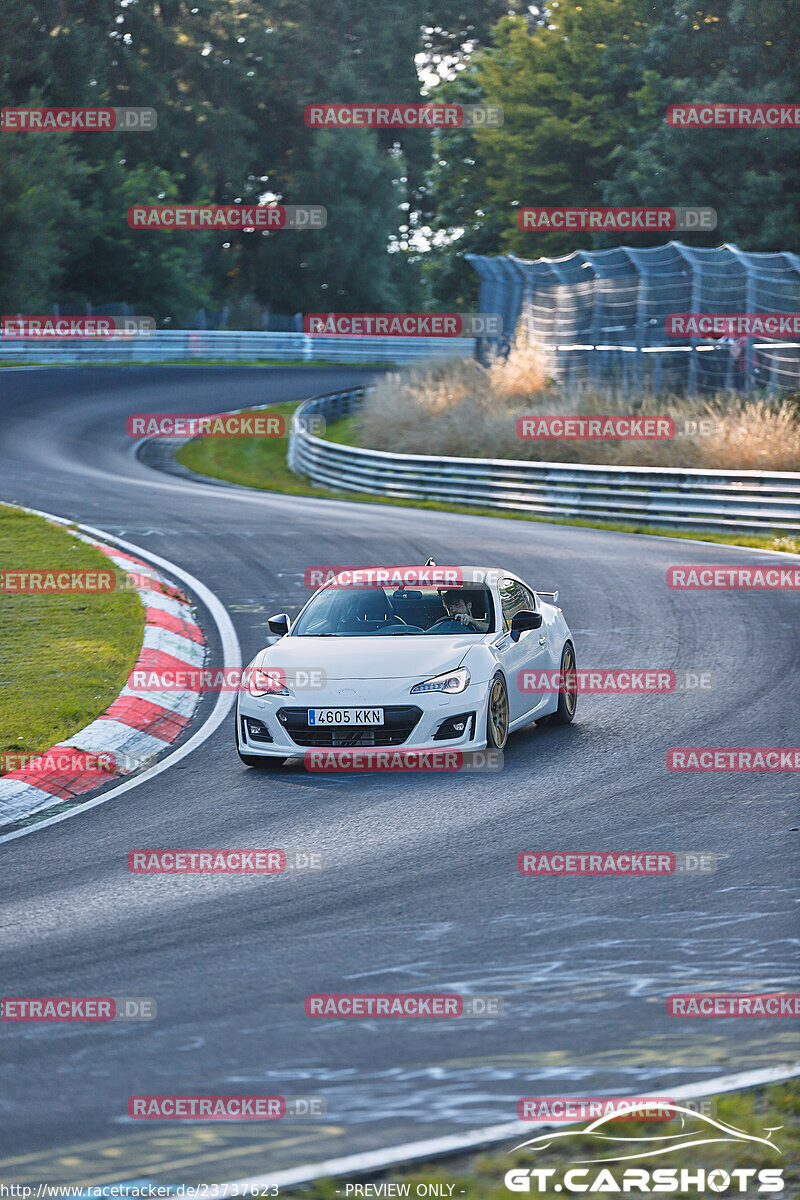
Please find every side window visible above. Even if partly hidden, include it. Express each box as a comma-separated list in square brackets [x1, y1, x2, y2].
[499, 577, 528, 633]
[520, 583, 537, 612]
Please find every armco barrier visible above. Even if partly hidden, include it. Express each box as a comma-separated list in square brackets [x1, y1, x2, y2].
[0, 329, 474, 365]
[288, 389, 800, 533]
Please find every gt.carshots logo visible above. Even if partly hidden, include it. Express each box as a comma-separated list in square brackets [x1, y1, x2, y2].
[304, 313, 501, 336]
[304, 103, 503, 128]
[1, 106, 157, 130]
[667, 566, 800, 590]
[1, 316, 155, 338]
[127, 204, 326, 229]
[518, 207, 716, 231]
[127, 1095, 325, 1119]
[305, 993, 503, 1017]
[505, 1103, 784, 1193]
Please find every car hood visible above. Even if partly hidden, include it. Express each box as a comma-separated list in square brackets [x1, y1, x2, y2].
[257, 635, 480, 680]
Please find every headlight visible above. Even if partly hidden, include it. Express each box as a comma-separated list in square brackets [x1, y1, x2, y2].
[246, 666, 293, 697]
[410, 668, 470, 695]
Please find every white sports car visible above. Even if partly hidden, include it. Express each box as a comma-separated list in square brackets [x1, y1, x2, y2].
[235, 565, 576, 767]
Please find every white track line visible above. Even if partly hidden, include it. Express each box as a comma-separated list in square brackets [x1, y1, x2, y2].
[222, 1062, 800, 1191]
[0, 517, 240, 846]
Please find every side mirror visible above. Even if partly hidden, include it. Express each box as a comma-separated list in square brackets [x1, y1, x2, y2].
[510, 609, 542, 641]
[268, 612, 291, 636]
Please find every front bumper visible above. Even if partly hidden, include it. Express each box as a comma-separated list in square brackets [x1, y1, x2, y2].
[237, 679, 490, 759]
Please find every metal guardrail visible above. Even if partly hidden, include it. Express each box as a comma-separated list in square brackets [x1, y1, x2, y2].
[288, 388, 800, 533]
[0, 329, 474, 365]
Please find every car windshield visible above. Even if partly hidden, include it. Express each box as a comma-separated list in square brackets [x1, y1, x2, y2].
[291, 583, 495, 636]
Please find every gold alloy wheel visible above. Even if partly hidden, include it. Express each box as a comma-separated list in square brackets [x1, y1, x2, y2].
[488, 676, 509, 747]
[562, 644, 577, 716]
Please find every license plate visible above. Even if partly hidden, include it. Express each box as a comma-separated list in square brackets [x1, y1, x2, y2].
[308, 707, 384, 726]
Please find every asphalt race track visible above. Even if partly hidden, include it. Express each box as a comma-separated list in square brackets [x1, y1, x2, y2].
[1, 366, 798, 1186]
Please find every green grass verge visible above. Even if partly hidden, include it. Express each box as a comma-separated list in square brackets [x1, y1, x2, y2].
[282, 1080, 799, 1198]
[0, 505, 145, 768]
[175, 403, 800, 555]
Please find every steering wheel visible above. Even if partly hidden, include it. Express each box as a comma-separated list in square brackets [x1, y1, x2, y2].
[426, 616, 474, 633]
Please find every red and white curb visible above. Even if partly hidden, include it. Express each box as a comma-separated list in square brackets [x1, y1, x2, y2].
[0, 526, 206, 826]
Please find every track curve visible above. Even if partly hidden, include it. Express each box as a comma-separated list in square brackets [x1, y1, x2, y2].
[0, 367, 798, 1186]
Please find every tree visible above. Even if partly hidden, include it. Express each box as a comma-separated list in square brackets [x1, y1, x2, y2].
[242, 130, 418, 314]
[0, 132, 89, 312]
[603, 0, 800, 250]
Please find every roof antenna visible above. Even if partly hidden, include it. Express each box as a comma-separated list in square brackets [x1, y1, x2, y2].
[425, 557, 436, 566]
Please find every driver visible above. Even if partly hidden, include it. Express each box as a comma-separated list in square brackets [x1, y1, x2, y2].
[439, 588, 489, 632]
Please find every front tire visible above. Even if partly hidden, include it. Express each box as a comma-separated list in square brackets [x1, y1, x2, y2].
[551, 642, 577, 724]
[486, 674, 510, 749]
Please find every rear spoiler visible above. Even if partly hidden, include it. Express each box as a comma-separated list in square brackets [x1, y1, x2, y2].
[537, 590, 559, 604]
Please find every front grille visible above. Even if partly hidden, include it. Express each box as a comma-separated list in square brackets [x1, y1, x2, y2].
[277, 705, 422, 747]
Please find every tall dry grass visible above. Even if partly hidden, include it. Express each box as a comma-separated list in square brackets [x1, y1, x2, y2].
[355, 341, 800, 471]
